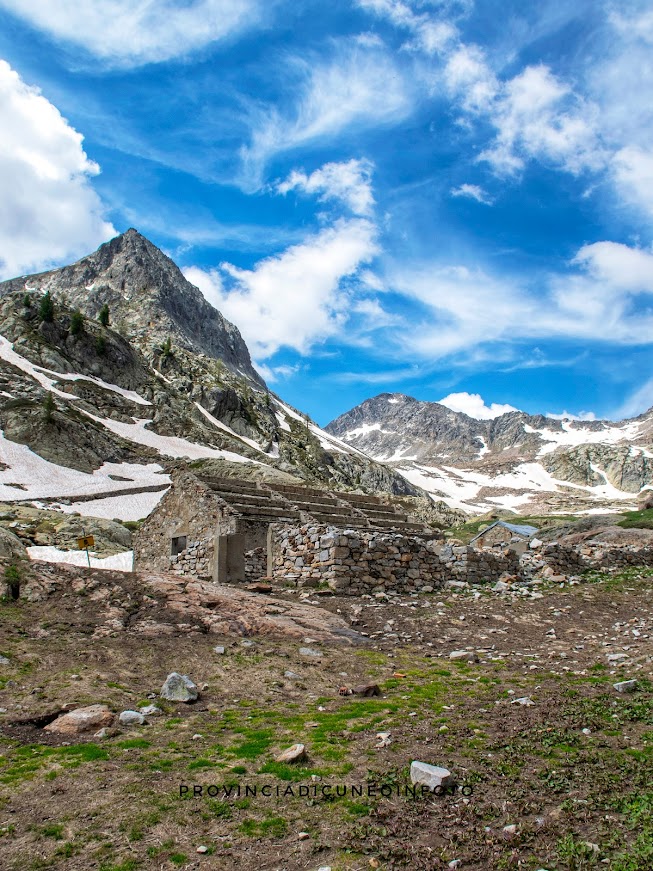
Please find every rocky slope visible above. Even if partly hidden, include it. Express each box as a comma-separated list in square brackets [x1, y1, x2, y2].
[326, 393, 653, 515]
[0, 235, 445, 550]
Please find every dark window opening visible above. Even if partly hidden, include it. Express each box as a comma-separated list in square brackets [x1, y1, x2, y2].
[171, 535, 187, 557]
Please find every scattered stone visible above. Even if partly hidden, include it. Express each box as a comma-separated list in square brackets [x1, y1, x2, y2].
[139, 704, 161, 716]
[160, 672, 199, 702]
[376, 732, 391, 748]
[351, 683, 381, 697]
[196, 845, 208, 854]
[44, 704, 114, 735]
[275, 743, 306, 764]
[119, 710, 145, 726]
[247, 582, 272, 593]
[94, 727, 110, 739]
[503, 824, 518, 836]
[511, 697, 535, 706]
[214, 646, 226, 654]
[613, 679, 638, 693]
[285, 670, 301, 679]
[0, 655, 10, 665]
[582, 728, 591, 735]
[299, 647, 322, 657]
[298, 832, 310, 840]
[448, 861, 462, 870]
[241, 640, 256, 648]
[449, 650, 478, 662]
[606, 653, 629, 662]
[410, 761, 455, 791]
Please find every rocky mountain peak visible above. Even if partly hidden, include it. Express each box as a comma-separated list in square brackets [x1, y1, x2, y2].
[0, 229, 264, 385]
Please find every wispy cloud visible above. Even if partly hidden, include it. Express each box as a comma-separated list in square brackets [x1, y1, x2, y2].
[240, 40, 414, 187]
[450, 182, 493, 204]
[0, 0, 266, 67]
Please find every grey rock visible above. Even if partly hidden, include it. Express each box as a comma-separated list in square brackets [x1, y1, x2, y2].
[138, 704, 162, 716]
[119, 710, 145, 726]
[613, 679, 638, 693]
[160, 672, 199, 702]
[275, 743, 306, 763]
[0, 655, 10, 665]
[214, 646, 226, 654]
[299, 647, 322, 657]
[410, 760, 455, 791]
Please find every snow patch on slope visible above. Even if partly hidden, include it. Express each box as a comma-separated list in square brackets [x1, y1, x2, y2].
[0, 335, 151, 405]
[0, 431, 168, 501]
[28, 546, 133, 572]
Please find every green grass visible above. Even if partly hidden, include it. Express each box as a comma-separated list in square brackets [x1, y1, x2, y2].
[238, 816, 288, 838]
[618, 508, 653, 530]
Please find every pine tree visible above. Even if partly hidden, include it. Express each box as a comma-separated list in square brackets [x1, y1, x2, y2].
[22, 293, 31, 308]
[70, 310, 84, 336]
[98, 303, 110, 327]
[39, 291, 54, 323]
[43, 392, 56, 423]
[96, 335, 106, 355]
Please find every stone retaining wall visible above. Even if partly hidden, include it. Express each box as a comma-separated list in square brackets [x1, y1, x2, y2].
[269, 523, 444, 594]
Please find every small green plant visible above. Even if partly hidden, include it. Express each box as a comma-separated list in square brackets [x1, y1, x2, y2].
[160, 336, 173, 359]
[70, 310, 84, 335]
[42, 391, 56, 424]
[39, 290, 54, 322]
[99, 303, 110, 326]
[96, 335, 107, 355]
[22, 293, 31, 308]
[4, 564, 20, 600]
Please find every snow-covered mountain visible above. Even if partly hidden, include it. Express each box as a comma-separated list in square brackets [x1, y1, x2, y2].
[326, 393, 653, 515]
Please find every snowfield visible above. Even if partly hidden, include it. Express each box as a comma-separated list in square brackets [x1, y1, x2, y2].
[0, 432, 169, 502]
[27, 546, 134, 572]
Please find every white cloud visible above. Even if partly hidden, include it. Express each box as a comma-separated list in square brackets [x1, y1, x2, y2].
[241, 42, 413, 186]
[184, 218, 379, 358]
[450, 183, 493, 204]
[356, 0, 457, 54]
[444, 44, 497, 113]
[389, 237, 653, 362]
[438, 392, 519, 419]
[253, 362, 299, 383]
[276, 159, 375, 216]
[0, 60, 114, 280]
[479, 65, 606, 176]
[0, 0, 261, 66]
[571, 241, 653, 293]
[612, 146, 653, 220]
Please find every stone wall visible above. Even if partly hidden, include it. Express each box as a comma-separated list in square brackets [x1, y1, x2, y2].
[133, 471, 236, 580]
[524, 541, 653, 577]
[269, 523, 445, 594]
[437, 542, 521, 583]
[245, 547, 267, 581]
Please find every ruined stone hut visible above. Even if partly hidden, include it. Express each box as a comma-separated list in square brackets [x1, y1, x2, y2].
[133, 470, 438, 588]
[470, 520, 539, 551]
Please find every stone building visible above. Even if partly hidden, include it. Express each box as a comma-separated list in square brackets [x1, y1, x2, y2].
[469, 520, 539, 551]
[133, 470, 437, 585]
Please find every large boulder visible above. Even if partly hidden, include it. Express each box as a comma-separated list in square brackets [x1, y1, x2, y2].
[0, 528, 27, 562]
[160, 672, 198, 702]
[44, 704, 114, 735]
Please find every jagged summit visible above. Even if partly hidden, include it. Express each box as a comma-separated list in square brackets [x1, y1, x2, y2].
[0, 228, 263, 385]
[326, 392, 653, 514]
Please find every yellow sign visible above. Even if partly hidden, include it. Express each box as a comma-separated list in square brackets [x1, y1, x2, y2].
[77, 535, 95, 549]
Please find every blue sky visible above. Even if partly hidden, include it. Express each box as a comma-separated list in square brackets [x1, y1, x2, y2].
[1, 1, 653, 426]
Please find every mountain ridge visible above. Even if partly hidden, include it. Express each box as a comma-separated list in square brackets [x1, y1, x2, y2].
[325, 392, 653, 514]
